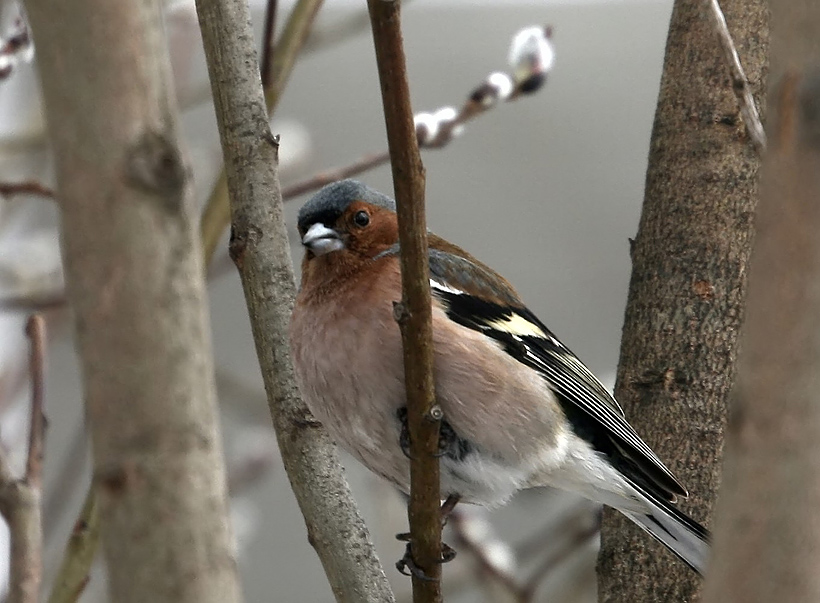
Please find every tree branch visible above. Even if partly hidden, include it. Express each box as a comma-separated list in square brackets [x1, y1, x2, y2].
[47, 484, 100, 603]
[194, 0, 394, 600]
[259, 0, 278, 89]
[367, 1, 441, 601]
[0, 181, 55, 199]
[23, 0, 243, 599]
[597, 0, 766, 598]
[0, 315, 47, 603]
[199, 0, 324, 265]
[707, 0, 767, 153]
[280, 24, 554, 202]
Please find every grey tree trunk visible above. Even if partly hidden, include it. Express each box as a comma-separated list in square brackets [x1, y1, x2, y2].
[23, 0, 243, 601]
[597, 0, 767, 600]
[703, 3, 820, 601]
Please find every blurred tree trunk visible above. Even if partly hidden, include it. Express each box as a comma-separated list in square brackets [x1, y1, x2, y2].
[703, 3, 820, 602]
[597, 0, 767, 600]
[23, 0, 243, 602]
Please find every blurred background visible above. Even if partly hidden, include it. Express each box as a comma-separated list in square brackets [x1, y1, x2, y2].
[0, 0, 674, 600]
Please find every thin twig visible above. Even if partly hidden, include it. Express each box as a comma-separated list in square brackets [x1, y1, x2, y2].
[0, 316, 47, 603]
[0, 181, 55, 199]
[281, 151, 391, 199]
[707, 0, 766, 152]
[24, 316, 46, 492]
[0, 293, 67, 313]
[199, 0, 324, 265]
[259, 0, 278, 88]
[367, 1, 441, 600]
[279, 25, 554, 203]
[47, 484, 100, 603]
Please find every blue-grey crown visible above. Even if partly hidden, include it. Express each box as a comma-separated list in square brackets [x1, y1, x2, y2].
[297, 180, 396, 232]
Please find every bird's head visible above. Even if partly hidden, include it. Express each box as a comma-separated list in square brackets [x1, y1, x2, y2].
[296, 180, 400, 288]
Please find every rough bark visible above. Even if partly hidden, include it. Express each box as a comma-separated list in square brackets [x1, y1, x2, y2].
[195, 0, 395, 600]
[597, 0, 767, 600]
[367, 1, 442, 601]
[23, 1, 243, 602]
[702, 3, 820, 601]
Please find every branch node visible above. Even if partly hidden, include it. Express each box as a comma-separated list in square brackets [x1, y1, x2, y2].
[228, 226, 246, 269]
[125, 130, 187, 200]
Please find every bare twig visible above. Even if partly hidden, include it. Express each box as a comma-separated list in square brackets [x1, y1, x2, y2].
[23, 317, 45, 492]
[0, 181, 55, 199]
[259, 0, 278, 88]
[367, 1, 441, 600]
[0, 293, 66, 312]
[707, 0, 766, 152]
[47, 484, 100, 603]
[199, 0, 324, 265]
[279, 25, 554, 203]
[195, 0, 394, 598]
[0, 315, 47, 603]
[281, 151, 391, 199]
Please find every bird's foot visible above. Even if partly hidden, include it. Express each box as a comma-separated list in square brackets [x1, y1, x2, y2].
[394, 495, 461, 578]
[394, 538, 457, 581]
[397, 407, 466, 460]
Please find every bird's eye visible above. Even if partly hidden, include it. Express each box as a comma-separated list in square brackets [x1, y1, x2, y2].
[353, 210, 370, 227]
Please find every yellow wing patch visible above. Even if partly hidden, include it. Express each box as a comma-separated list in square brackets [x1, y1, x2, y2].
[486, 313, 548, 338]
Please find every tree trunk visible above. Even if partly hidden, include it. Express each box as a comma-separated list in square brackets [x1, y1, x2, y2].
[23, 0, 243, 602]
[703, 3, 820, 601]
[597, 0, 767, 600]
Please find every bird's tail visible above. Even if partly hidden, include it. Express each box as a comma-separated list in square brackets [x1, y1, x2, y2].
[618, 479, 711, 575]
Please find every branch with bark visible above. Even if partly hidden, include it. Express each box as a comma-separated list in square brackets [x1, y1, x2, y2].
[194, 0, 394, 600]
[199, 0, 324, 264]
[367, 1, 442, 601]
[597, 0, 767, 599]
[22, 0, 243, 599]
[0, 315, 46, 603]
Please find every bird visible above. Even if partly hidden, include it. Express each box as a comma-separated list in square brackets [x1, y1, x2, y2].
[289, 179, 710, 575]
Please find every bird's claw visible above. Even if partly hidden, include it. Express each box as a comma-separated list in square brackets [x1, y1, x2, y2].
[397, 407, 461, 460]
[394, 540, 457, 581]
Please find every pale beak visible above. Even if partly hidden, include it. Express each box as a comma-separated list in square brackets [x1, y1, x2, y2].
[302, 223, 344, 256]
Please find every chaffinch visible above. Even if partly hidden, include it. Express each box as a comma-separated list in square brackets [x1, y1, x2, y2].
[289, 179, 710, 574]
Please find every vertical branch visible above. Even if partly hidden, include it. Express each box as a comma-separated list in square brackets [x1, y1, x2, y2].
[259, 0, 278, 88]
[1, 315, 47, 603]
[199, 0, 324, 265]
[597, 0, 767, 599]
[47, 485, 100, 603]
[366, 1, 441, 602]
[22, 0, 243, 599]
[194, 0, 395, 600]
[24, 316, 46, 493]
[703, 3, 820, 601]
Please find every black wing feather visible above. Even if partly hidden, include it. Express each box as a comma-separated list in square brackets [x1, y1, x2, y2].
[426, 249, 688, 501]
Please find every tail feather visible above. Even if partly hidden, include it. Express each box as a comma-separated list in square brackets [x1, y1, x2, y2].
[619, 480, 711, 575]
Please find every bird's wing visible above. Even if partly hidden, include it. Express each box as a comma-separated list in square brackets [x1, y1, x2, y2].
[426, 244, 688, 500]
